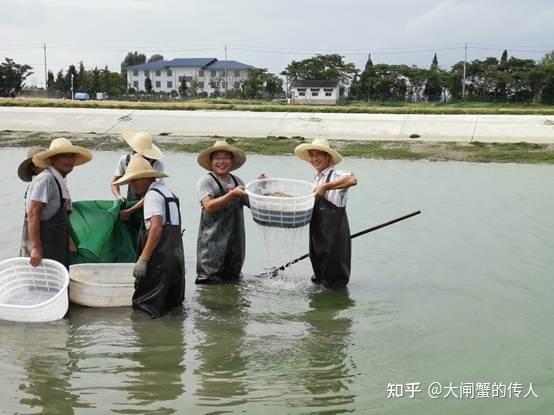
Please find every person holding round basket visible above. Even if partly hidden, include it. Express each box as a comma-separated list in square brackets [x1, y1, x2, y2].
[195, 140, 249, 284]
[26, 138, 92, 269]
[295, 138, 357, 289]
[113, 154, 185, 318]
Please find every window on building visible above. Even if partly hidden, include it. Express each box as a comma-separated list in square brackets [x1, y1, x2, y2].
[324, 88, 333, 97]
[199, 70, 204, 77]
[155, 70, 161, 77]
[133, 81, 139, 88]
[132, 70, 138, 76]
[234, 81, 240, 89]
[155, 81, 161, 88]
[178, 76, 183, 82]
[312, 92, 319, 97]
[198, 81, 205, 89]
[325, 92, 332, 97]
[210, 70, 217, 78]
[186, 76, 193, 81]
[234, 70, 240, 77]
[299, 92, 306, 96]
[310, 88, 320, 93]
[144, 70, 150, 77]
[167, 69, 172, 76]
[167, 81, 173, 88]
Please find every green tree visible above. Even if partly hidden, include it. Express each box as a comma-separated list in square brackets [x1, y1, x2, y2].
[54, 69, 65, 93]
[265, 73, 283, 98]
[0, 58, 33, 96]
[145, 77, 152, 94]
[179, 77, 187, 97]
[46, 70, 55, 92]
[352, 53, 376, 100]
[541, 51, 554, 65]
[189, 78, 199, 97]
[121, 51, 146, 75]
[243, 68, 267, 98]
[148, 54, 164, 63]
[282, 54, 357, 86]
[430, 53, 439, 70]
[500, 49, 508, 63]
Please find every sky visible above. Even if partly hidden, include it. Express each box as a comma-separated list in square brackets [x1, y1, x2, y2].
[2, 0, 554, 87]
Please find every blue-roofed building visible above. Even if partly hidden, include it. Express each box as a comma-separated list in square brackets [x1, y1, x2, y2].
[126, 58, 255, 96]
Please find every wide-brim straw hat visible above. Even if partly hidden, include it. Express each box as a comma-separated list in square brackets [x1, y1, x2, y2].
[294, 138, 342, 165]
[18, 146, 46, 182]
[32, 138, 93, 169]
[197, 140, 246, 171]
[113, 154, 168, 186]
[123, 131, 163, 160]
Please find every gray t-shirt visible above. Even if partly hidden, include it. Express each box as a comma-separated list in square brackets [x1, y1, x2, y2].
[25, 170, 62, 220]
[143, 181, 180, 230]
[114, 154, 164, 177]
[196, 173, 245, 203]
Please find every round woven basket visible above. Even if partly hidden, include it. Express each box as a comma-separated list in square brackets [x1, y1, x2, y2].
[0, 257, 69, 322]
[246, 178, 315, 228]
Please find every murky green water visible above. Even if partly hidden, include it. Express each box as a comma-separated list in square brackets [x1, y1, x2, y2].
[0, 148, 553, 414]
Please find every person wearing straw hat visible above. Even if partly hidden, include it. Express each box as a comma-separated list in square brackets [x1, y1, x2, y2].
[113, 154, 185, 318]
[295, 138, 357, 289]
[26, 138, 92, 269]
[18, 146, 46, 257]
[195, 140, 249, 284]
[111, 131, 165, 221]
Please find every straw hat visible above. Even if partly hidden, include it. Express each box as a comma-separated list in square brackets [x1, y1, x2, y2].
[32, 138, 93, 169]
[113, 154, 168, 186]
[197, 140, 246, 171]
[294, 138, 342, 165]
[18, 146, 46, 182]
[123, 131, 163, 160]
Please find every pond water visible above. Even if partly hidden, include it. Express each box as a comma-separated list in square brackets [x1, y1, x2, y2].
[0, 148, 552, 414]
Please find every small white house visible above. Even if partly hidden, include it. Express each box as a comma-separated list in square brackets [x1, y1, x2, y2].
[126, 58, 254, 96]
[290, 80, 339, 105]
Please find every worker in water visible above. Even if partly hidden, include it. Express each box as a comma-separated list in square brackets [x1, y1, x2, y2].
[111, 131, 164, 221]
[18, 146, 46, 257]
[294, 138, 357, 289]
[113, 154, 185, 318]
[195, 140, 248, 284]
[26, 138, 93, 269]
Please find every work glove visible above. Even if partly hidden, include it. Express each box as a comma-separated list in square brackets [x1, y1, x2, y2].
[133, 258, 148, 279]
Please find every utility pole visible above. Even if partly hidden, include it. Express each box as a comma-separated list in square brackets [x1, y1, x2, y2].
[71, 74, 74, 100]
[224, 44, 228, 98]
[462, 43, 467, 99]
[43, 43, 48, 95]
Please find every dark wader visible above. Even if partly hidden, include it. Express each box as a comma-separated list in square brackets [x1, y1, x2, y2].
[309, 170, 351, 290]
[124, 154, 156, 201]
[21, 174, 70, 270]
[133, 188, 185, 318]
[195, 173, 245, 284]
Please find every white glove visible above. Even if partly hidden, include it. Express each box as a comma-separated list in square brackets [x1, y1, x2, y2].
[133, 258, 148, 279]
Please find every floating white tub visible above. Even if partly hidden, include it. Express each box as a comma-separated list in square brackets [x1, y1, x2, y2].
[69, 263, 134, 307]
[0, 257, 69, 322]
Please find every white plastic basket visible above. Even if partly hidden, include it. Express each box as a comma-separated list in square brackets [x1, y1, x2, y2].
[69, 263, 134, 307]
[246, 178, 315, 228]
[0, 257, 69, 322]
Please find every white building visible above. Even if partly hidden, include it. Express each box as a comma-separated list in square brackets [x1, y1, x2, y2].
[290, 80, 340, 105]
[126, 58, 254, 96]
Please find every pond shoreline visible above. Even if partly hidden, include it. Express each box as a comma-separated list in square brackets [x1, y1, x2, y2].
[1, 130, 554, 164]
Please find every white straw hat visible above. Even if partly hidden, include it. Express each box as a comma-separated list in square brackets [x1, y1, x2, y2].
[294, 138, 342, 165]
[113, 154, 168, 186]
[32, 138, 93, 169]
[123, 131, 163, 160]
[197, 140, 246, 171]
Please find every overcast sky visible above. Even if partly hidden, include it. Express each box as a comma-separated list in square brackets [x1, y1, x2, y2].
[2, 0, 554, 87]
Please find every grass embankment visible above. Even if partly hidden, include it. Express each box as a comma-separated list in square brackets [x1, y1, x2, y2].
[1, 130, 553, 164]
[2, 97, 554, 115]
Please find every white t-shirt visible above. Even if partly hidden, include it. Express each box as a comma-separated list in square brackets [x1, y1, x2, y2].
[25, 170, 63, 220]
[143, 181, 180, 230]
[196, 173, 244, 203]
[314, 166, 354, 207]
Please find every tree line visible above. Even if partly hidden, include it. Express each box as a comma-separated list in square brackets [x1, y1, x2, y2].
[2, 49, 554, 103]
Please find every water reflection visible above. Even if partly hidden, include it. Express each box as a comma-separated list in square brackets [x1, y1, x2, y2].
[119, 309, 186, 414]
[193, 284, 249, 409]
[298, 289, 356, 412]
[13, 320, 91, 414]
